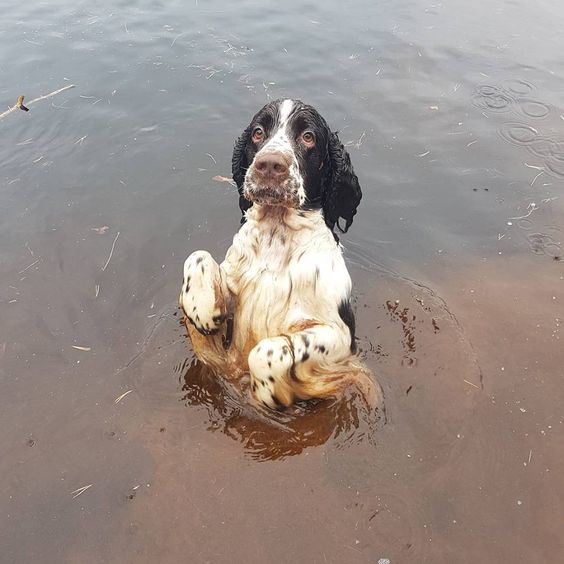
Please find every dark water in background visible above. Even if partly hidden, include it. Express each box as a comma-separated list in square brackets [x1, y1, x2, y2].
[1, 0, 564, 562]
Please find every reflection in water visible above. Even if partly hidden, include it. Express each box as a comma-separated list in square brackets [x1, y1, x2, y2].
[179, 358, 385, 461]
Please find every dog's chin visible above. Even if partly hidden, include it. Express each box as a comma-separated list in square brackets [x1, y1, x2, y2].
[243, 181, 300, 208]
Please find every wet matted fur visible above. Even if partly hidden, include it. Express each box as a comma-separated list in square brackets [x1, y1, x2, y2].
[180, 99, 380, 409]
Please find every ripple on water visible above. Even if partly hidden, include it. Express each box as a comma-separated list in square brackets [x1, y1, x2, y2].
[517, 99, 550, 119]
[473, 81, 550, 120]
[526, 137, 564, 178]
[118, 264, 480, 464]
[471, 85, 515, 112]
[117, 304, 385, 462]
[498, 122, 539, 146]
[528, 137, 561, 157]
[545, 157, 564, 178]
[502, 78, 534, 96]
[527, 232, 562, 257]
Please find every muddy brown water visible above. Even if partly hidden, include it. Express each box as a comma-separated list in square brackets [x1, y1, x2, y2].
[1, 0, 564, 562]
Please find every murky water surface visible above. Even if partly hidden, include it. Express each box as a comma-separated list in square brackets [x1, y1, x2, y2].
[2, 0, 564, 562]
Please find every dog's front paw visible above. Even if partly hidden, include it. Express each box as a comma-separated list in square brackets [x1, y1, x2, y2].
[180, 251, 225, 336]
[248, 337, 295, 409]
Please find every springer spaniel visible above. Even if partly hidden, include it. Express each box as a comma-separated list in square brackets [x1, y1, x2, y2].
[180, 99, 378, 409]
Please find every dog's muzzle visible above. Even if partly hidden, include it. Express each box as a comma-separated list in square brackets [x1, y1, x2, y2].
[244, 151, 301, 207]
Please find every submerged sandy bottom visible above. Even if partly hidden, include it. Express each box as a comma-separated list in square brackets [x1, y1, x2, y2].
[3, 251, 562, 564]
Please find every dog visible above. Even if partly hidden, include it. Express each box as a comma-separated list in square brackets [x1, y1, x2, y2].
[180, 99, 378, 409]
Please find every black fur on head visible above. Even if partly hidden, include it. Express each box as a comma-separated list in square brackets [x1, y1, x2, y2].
[231, 99, 362, 234]
[231, 125, 254, 219]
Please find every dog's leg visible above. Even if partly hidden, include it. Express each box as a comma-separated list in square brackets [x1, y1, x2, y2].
[248, 324, 373, 409]
[179, 251, 229, 336]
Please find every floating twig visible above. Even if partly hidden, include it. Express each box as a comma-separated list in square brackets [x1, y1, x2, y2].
[508, 203, 537, 221]
[524, 162, 544, 170]
[71, 484, 93, 499]
[101, 231, 120, 271]
[18, 258, 40, 274]
[463, 379, 480, 389]
[114, 390, 133, 404]
[212, 175, 236, 187]
[530, 170, 545, 187]
[0, 84, 75, 121]
[72, 345, 91, 352]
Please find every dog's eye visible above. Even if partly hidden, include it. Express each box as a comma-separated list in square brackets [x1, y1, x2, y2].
[301, 131, 315, 147]
[252, 127, 264, 143]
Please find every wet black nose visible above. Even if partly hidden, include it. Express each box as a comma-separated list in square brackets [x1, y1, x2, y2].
[253, 153, 289, 182]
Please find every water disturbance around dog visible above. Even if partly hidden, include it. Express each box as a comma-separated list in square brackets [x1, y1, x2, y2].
[1, 0, 564, 562]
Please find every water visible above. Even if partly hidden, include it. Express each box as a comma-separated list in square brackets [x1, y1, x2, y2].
[1, 0, 564, 562]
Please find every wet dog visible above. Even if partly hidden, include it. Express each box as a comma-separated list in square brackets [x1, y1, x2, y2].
[180, 99, 378, 409]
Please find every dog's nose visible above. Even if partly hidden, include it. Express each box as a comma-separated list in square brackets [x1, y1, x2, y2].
[253, 153, 289, 181]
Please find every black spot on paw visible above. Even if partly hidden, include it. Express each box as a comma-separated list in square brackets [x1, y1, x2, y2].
[196, 256, 203, 265]
[267, 349, 273, 357]
[268, 375, 274, 383]
[301, 352, 310, 362]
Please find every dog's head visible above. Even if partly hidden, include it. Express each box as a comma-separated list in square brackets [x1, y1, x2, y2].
[232, 99, 362, 234]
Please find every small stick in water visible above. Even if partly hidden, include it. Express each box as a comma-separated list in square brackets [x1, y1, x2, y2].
[0, 84, 75, 121]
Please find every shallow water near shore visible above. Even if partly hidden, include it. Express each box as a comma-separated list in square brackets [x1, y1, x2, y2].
[1, 0, 564, 562]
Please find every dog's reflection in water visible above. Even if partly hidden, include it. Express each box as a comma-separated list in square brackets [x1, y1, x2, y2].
[180, 359, 385, 461]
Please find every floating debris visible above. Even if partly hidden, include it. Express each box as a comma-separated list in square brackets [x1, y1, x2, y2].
[0, 84, 75, 121]
[102, 231, 120, 271]
[212, 175, 236, 187]
[71, 484, 93, 499]
[114, 390, 133, 404]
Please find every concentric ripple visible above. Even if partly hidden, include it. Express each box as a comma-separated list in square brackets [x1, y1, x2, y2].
[472, 85, 514, 112]
[498, 122, 539, 146]
[517, 99, 550, 119]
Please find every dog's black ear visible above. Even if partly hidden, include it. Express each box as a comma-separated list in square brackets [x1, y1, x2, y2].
[322, 132, 362, 234]
[232, 127, 253, 219]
